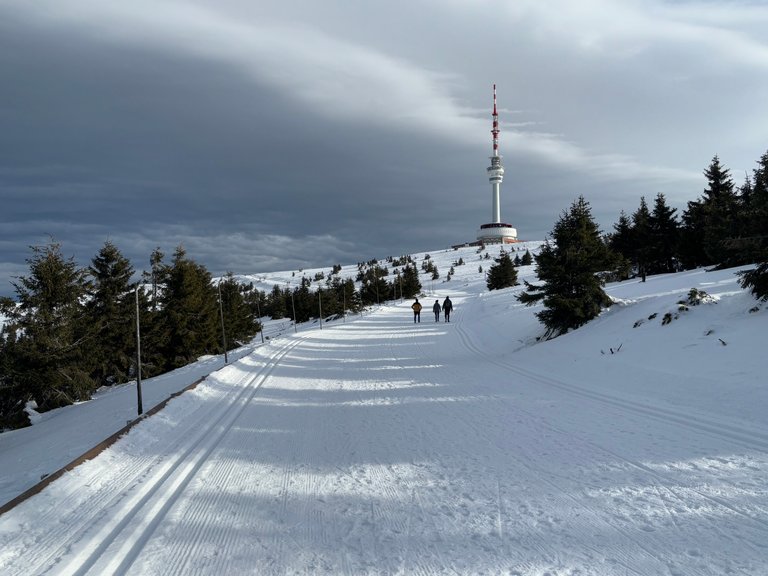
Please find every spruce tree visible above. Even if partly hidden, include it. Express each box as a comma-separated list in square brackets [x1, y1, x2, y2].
[400, 264, 422, 298]
[735, 151, 768, 297]
[486, 251, 518, 291]
[146, 247, 164, 311]
[609, 212, 633, 256]
[243, 286, 267, 331]
[742, 151, 768, 262]
[2, 241, 93, 418]
[266, 285, 286, 319]
[608, 211, 633, 280]
[518, 197, 614, 339]
[86, 241, 136, 387]
[701, 156, 740, 266]
[345, 278, 362, 313]
[0, 307, 25, 428]
[631, 197, 652, 282]
[678, 157, 737, 269]
[359, 265, 390, 305]
[157, 246, 219, 370]
[738, 262, 768, 301]
[679, 199, 708, 269]
[648, 193, 679, 275]
[324, 276, 352, 317]
[134, 248, 169, 377]
[218, 273, 259, 347]
[289, 279, 313, 323]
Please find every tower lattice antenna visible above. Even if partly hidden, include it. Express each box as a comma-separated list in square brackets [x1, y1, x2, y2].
[491, 83, 500, 157]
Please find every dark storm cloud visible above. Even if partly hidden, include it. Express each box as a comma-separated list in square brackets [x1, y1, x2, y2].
[2, 0, 767, 296]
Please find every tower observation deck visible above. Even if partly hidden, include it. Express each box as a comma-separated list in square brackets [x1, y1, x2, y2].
[477, 84, 517, 244]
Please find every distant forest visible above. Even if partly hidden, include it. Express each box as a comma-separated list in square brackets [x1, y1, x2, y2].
[1, 150, 766, 430]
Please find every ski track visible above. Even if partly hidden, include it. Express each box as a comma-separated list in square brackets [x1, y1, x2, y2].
[0, 335, 306, 576]
[452, 293, 768, 575]
[1, 292, 767, 575]
[401, 323, 652, 574]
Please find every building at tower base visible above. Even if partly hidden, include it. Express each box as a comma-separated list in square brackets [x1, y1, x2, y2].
[477, 222, 518, 244]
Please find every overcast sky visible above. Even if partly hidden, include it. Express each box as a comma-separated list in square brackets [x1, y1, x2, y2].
[2, 0, 767, 296]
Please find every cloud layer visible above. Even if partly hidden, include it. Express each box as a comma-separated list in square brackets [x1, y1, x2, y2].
[2, 0, 766, 295]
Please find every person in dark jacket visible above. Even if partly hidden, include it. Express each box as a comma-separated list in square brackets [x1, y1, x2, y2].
[411, 298, 422, 323]
[442, 296, 453, 322]
[432, 300, 441, 322]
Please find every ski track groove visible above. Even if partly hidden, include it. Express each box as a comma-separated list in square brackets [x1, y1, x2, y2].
[29, 335, 307, 576]
[459, 321, 768, 541]
[87, 336, 305, 576]
[408, 309, 670, 572]
[3, 393, 225, 575]
[7, 386, 237, 576]
[451, 296, 768, 572]
[160, 393, 261, 576]
[386, 318, 559, 574]
[147, 390, 249, 576]
[392, 324, 471, 576]
[658, 482, 767, 560]
[453, 299, 768, 455]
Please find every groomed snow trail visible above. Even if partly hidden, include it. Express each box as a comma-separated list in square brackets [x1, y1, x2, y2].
[1, 295, 767, 575]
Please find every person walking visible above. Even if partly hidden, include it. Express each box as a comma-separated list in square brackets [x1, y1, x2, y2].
[442, 296, 453, 322]
[411, 298, 422, 323]
[432, 299, 441, 322]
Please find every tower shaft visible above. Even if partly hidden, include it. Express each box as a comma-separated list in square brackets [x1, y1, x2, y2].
[477, 83, 517, 244]
[487, 84, 504, 223]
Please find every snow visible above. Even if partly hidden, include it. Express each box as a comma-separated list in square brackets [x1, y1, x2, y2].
[1, 242, 767, 575]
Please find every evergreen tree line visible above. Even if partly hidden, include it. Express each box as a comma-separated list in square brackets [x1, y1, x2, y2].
[607, 153, 768, 279]
[262, 260, 422, 324]
[518, 151, 768, 339]
[0, 242, 264, 429]
[0, 244, 424, 430]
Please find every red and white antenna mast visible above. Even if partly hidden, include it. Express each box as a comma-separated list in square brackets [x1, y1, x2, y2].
[486, 84, 505, 223]
[477, 82, 518, 243]
[491, 83, 500, 157]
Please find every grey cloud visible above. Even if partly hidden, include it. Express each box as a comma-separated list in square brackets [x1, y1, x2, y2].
[2, 0, 767, 297]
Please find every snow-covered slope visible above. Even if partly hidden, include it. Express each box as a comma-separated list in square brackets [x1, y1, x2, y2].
[0, 242, 766, 575]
